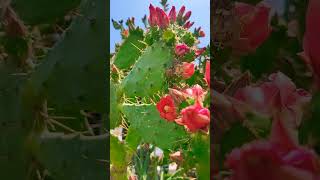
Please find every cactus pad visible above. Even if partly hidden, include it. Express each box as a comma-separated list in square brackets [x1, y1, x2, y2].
[36, 133, 108, 180]
[123, 104, 187, 149]
[113, 28, 146, 70]
[121, 42, 172, 98]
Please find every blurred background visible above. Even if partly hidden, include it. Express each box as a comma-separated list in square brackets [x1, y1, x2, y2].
[110, 0, 210, 53]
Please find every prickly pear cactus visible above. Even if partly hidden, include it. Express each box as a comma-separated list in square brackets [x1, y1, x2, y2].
[110, 1, 210, 179]
[0, 0, 107, 179]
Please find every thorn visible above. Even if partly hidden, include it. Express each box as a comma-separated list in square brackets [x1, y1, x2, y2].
[138, 40, 148, 46]
[130, 42, 143, 53]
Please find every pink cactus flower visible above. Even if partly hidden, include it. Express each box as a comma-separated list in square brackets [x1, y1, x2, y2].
[175, 43, 190, 56]
[177, 6, 186, 20]
[226, 117, 320, 180]
[175, 104, 210, 132]
[300, 0, 320, 89]
[148, 4, 158, 27]
[148, 4, 169, 29]
[169, 6, 176, 23]
[183, 21, 194, 29]
[180, 62, 195, 79]
[156, 7, 169, 29]
[232, 2, 272, 53]
[185, 84, 206, 105]
[195, 47, 206, 57]
[183, 11, 192, 22]
[234, 72, 311, 128]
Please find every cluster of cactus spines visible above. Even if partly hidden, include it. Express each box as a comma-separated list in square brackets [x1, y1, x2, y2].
[0, 0, 107, 179]
[110, 2, 209, 179]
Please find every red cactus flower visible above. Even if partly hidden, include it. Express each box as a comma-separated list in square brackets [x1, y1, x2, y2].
[156, 95, 177, 121]
[183, 11, 192, 22]
[175, 104, 210, 132]
[225, 117, 320, 180]
[148, 4, 170, 29]
[185, 84, 206, 105]
[195, 47, 206, 57]
[169, 88, 188, 104]
[205, 61, 210, 87]
[183, 21, 194, 29]
[234, 72, 311, 128]
[156, 7, 169, 29]
[180, 62, 195, 79]
[177, 6, 186, 19]
[169, 6, 176, 23]
[175, 43, 190, 56]
[148, 4, 158, 27]
[300, 0, 320, 88]
[232, 2, 272, 53]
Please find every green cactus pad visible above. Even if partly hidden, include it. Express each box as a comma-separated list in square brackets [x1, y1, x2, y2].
[110, 80, 122, 129]
[36, 133, 108, 180]
[27, 0, 107, 114]
[110, 136, 127, 168]
[121, 42, 172, 98]
[0, 62, 31, 179]
[123, 104, 187, 149]
[12, 0, 81, 25]
[190, 134, 210, 180]
[0, 128, 29, 179]
[113, 28, 146, 69]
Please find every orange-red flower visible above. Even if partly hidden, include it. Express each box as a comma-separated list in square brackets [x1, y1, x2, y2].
[180, 62, 195, 79]
[156, 95, 177, 121]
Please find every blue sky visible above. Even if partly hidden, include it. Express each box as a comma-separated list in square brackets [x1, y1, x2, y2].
[110, 0, 210, 52]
